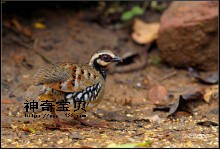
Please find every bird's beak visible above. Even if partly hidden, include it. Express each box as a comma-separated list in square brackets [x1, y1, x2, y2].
[111, 56, 123, 62]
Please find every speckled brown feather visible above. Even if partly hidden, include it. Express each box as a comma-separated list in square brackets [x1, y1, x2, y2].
[24, 63, 105, 115]
[33, 63, 72, 86]
[33, 63, 104, 93]
[24, 50, 121, 118]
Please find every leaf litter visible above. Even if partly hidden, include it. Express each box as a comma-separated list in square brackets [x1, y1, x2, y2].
[2, 5, 218, 148]
[188, 67, 218, 85]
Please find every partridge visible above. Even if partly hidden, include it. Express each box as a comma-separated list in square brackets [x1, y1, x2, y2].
[24, 50, 122, 127]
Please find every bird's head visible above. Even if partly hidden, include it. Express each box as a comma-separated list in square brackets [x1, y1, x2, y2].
[89, 50, 122, 67]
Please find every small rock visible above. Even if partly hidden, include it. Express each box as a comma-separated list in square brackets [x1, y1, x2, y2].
[57, 139, 63, 144]
[209, 108, 219, 115]
[144, 115, 163, 123]
[16, 96, 23, 101]
[71, 132, 83, 140]
[126, 114, 133, 117]
[147, 85, 169, 105]
[136, 82, 142, 87]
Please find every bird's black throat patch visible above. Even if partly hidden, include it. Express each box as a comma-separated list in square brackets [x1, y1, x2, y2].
[93, 59, 107, 80]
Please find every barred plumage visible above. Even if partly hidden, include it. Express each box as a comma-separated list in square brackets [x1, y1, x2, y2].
[24, 50, 122, 127]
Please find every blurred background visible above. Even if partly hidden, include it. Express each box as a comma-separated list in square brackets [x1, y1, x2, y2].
[1, 1, 219, 148]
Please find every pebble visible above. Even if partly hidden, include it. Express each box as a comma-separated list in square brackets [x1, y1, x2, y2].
[136, 82, 142, 87]
[71, 132, 83, 140]
[16, 96, 23, 101]
[42, 144, 48, 147]
[126, 114, 133, 117]
[57, 139, 63, 144]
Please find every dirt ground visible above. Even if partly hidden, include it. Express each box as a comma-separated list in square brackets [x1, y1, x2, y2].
[1, 4, 219, 148]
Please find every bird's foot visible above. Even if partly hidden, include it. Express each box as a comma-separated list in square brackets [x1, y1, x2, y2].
[45, 117, 73, 132]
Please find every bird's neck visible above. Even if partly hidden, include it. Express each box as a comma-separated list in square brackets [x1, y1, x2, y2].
[92, 60, 107, 80]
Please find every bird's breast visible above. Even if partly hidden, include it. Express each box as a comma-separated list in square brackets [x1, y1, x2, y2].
[64, 82, 104, 113]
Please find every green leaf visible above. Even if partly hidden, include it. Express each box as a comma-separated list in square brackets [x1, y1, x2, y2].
[28, 127, 36, 133]
[121, 11, 134, 21]
[121, 5, 144, 21]
[151, 1, 167, 11]
[152, 56, 161, 65]
[107, 140, 153, 148]
[131, 6, 144, 15]
[136, 140, 153, 147]
[107, 143, 136, 148]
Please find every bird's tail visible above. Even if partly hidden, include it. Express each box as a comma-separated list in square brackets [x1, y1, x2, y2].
[23, 85, 45, 114]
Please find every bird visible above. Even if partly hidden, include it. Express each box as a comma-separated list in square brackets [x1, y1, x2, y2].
[23, 50, 122, 128]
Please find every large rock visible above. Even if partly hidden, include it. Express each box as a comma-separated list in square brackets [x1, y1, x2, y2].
[157, 1, 218, 71]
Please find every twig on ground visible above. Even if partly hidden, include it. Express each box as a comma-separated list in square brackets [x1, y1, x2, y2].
[159, 71, 177, 82]
[6, 33, 53, 64]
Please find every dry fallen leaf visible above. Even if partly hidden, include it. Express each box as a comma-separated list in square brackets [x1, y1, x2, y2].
[11, 18, 22, 31]
[203, 85, 218, 103]
[21, 124, 36, 133]
[34, 22, 46, 29]
[22, 27, 33, 38]
[188, 67, 218, 85]
[197, 121, 218, 127]
[12, 54, 26, 64]
[132, 18, 160, 44]
[4, 18, 33, 38]
[1, 99, 16, 104]
[168, 91, 204, 117]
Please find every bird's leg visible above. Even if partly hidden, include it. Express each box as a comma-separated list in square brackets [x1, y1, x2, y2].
[50, 109, 62, 127]
[75, 116, 107, 128]
[38, 94, 73, 130]
[45, 108, 73, 131]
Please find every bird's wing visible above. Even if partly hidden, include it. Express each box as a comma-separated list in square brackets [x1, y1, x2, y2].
[33, 63, 102, 93]
[33, 63, 72, 85]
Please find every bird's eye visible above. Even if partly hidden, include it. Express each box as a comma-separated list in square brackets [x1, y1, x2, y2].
[100, 54, 111, 62]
